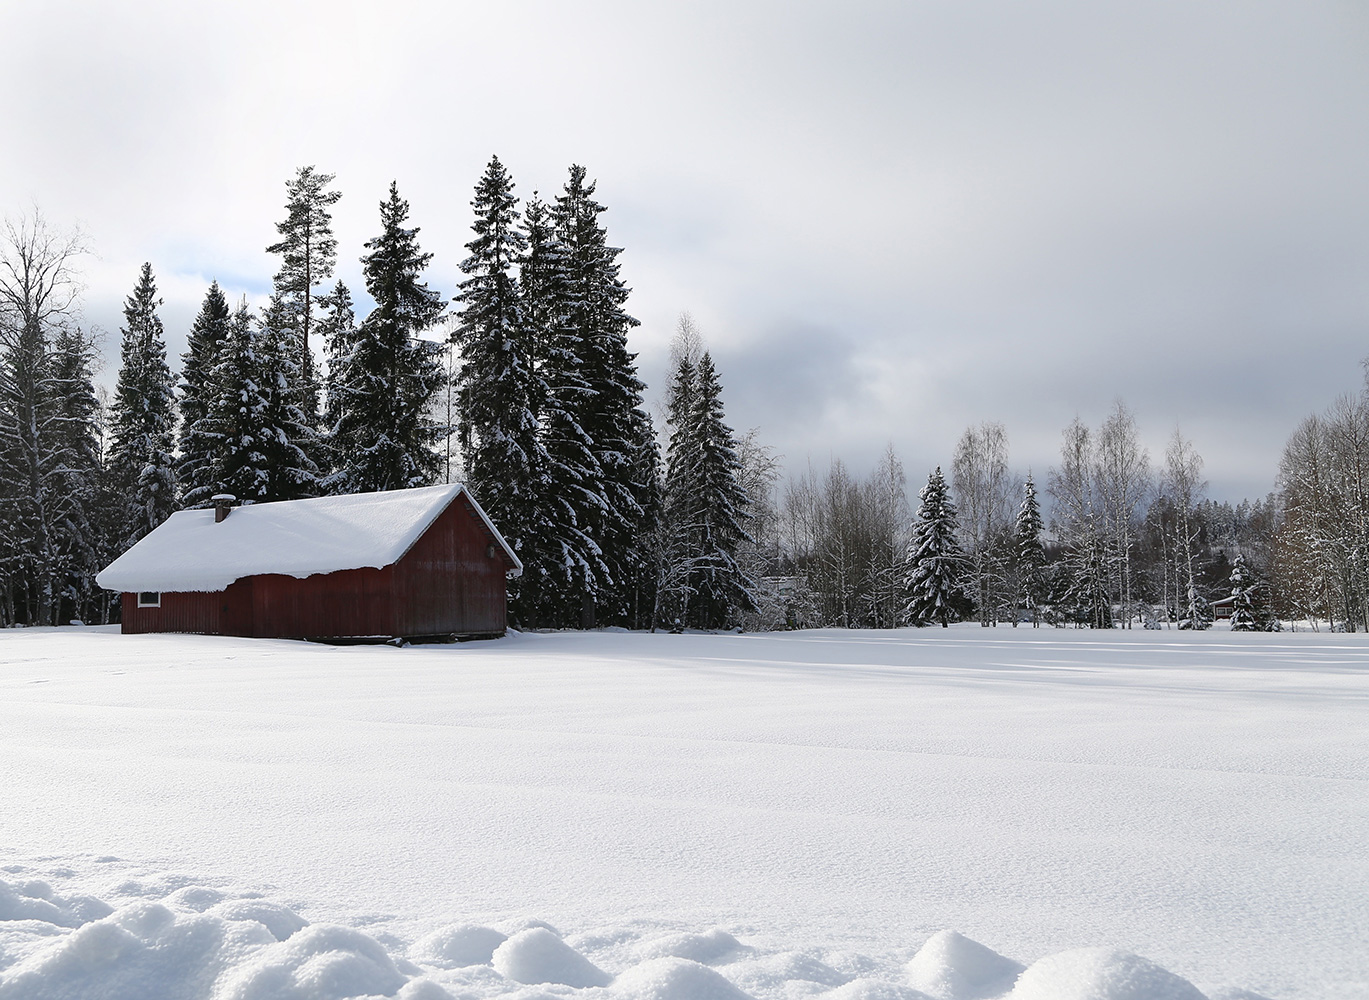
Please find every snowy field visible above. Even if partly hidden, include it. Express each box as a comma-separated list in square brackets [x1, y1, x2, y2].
[1, 625, 1366, 1000]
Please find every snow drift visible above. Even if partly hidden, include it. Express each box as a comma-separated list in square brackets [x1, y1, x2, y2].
[0, 867, 1265, 1000]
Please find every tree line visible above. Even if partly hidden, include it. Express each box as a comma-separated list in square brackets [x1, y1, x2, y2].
[762, 403, 1296, 630]
[0, 158, 757, 631]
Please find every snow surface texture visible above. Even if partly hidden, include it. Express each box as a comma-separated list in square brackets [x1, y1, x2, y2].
[94, 483, 521, 593]
[3, 626, 1366, 999]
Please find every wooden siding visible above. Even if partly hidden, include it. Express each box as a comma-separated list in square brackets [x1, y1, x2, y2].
[121, 590, 222, 634]
[391, 495, 509, 635]
[119, 493, 515, 639]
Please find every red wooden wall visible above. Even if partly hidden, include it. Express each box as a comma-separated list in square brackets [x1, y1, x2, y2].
[120, 494, 513, 639]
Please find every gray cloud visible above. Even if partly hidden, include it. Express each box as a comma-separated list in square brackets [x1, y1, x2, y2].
[3, 0, 1367, 502]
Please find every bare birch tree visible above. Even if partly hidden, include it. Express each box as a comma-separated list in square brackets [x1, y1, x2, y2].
[0, 210, 90, 625]
[1163, 429, 1209, 628]
[1095, 401, 1150, 627]
[952, 422, 1012, 625]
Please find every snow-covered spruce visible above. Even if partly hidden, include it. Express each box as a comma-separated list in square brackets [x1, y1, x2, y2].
[107, 262, 177, 550]
[904, 467, 965, 627]
[328, 182, 446, 496]
[452, 154, 546, 618]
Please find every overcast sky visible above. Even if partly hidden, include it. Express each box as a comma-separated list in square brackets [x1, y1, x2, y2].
[3, 0, 1367, 502]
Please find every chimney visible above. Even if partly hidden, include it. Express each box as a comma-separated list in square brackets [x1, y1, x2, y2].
[211, 494, 237, 523]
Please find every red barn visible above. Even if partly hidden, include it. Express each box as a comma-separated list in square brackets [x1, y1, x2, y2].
[96, 485, 522, 640]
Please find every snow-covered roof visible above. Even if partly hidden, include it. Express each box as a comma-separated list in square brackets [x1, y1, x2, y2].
[96, 484, 522, 593]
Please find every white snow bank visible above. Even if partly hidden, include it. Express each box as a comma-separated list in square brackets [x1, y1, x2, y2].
[409, 924, 507, 968]
[215, 923, 408, 1000]
[0, 880, 110, 928]
[0, 861, 1279, 1000]
[209, 899, 310, 942]
[1005, 947, 1207, 1000]
[610, 957, 754, 1000]
[0, 899, 278, 1000]
[729, 949, 853, 991]
[95, 483, 521, 593]
[633, 928, 748, 965]
[491, 927, 611, 988]
[0, 873, 401, 1000]
[906, 930, 1024, 999]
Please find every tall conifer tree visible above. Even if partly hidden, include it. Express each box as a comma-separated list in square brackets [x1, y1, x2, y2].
[453, 156, 547, 588]
[266, 166, 341, 388]
[659, 355, 701, 625]
[524, 184, 605, 626]
[681, 352, 754, 628]
[318, 280, 356, 479]
[46, 326, 104, 621]
[1228, 553, 1257, 631]
[550, 164, 654, 624]
[108, 262, 176, 549]
[904, 467, 965, 627]
[1015, 475, 1047, 626]
[198, 297, 319, 505]
[177, 281, 231, 508]
[329, 182, 445, 494]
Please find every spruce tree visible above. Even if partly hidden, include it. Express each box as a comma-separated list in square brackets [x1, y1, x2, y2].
[551, 165, 653, 624]
[198, 297, 319, 504]
[318, 280, 356, 480]
[177, 281, 231, 508]
[1014, 475, 1047, 627]
[623, 406, 663, 629]
[453, 155, 547, 586]
[329, 182, 446, 494]
[658, 355, 701, 627]
[47, 326, 103, 621]
[523, 185, 605, 626]
[197, 299, 262, 503]
[904, 467, 965, 628]
[266, 165, 341, 387]
[519, 193, 557, 364]
[107, 262, 176, 549]
[681, 352, 754, 628]
[1228, 553, 1262, 631]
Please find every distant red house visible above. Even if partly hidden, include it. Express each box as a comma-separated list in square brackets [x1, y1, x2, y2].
[96, 485, 522, 640]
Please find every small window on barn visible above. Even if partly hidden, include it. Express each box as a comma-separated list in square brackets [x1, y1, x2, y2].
[137, 592, 161, 608]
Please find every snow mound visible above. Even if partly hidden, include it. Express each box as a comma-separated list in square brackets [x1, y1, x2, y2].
[1005, 948, 1206, 1000]
[216, 923, 407, 1000]
[501, 917, 561, 937]
[611, 957, 754, 1000]
[409, 924, 507, 968]
[491, 926, 611, 988]
[906, 930, 1024, 999]
[163, 884, 231, 912]
[209, 899, 310, 942]
[729, 950, 853, 990]
[0, 878, 111, 928]
[634, 928, 749, 965]
[820, 978, 936, 1000]
[0, 900, 278, 1000]
[396, 980, 457, 1000]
